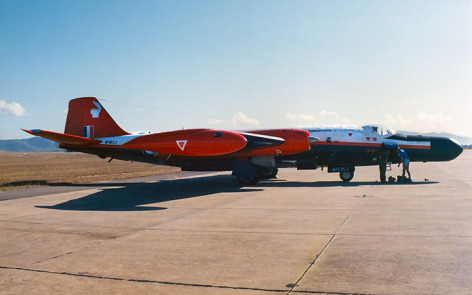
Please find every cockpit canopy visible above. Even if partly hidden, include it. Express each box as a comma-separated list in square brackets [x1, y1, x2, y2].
[362, 125, 395, 136]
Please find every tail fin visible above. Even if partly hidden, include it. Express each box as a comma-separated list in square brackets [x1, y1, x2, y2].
[64, 97, 129, 138]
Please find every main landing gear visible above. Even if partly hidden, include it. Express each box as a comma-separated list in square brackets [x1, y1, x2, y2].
[232, 159, 279, 185]
[235, 167, 279, 185]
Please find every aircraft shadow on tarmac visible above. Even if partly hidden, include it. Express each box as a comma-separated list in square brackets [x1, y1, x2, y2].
[35, 175, 262, 212]
[35, 174, 438, 211]
[257, 179, 439, 188]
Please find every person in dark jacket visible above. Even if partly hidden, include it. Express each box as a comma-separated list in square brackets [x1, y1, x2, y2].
[378, 146, 390, 183]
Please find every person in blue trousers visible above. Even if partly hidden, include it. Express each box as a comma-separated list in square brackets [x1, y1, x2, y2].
[397, 148, 411, 180]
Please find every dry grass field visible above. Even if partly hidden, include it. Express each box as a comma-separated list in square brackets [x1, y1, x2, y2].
[0, 151, 181, 191]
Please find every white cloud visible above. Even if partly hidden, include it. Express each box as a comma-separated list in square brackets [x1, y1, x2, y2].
[286, 112, 315, 122]
[286, 111, 352, 126]
[384, 113, 413, 128]
[414, 111, 454, 133]
[318, 110, 352, 124]
[0, 100, 26, 117]
[384, 111, 455, 133]
[417, 111, 453, 124]
[205, 118, 230, 128]
[318, 110, 337, 117]
[233, 112, 260, 126]
[206, 118, 226, 125]
[341, 117, 351, 124]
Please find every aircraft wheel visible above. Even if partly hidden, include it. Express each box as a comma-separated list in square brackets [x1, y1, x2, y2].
[259, 167, 279, 179]
[340, 171, 354, 182]
[237, 175, 260, 185]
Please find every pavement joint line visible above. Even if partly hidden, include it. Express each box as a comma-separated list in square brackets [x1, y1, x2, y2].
[1, 220, 45, 225]
[197, 207, 356, 211]
[334, 188, 371, 235]
[0, 265, 288, 294]
[286, 235, 335, 295]
[353, 209, 472, 212]
[0, 219, 150, 230]
[290, 290, 386, 295]
[330, 233, 472, 238]
[30, 238, 120, 266]
[32, 250, 76, 265]
[0, 223, 126, 239]
[145, 228, 472, 238]
[147, 227, 336, 236]
[287, 187, 374, 295]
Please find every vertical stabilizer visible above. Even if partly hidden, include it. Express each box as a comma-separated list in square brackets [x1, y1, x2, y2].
[64, 97, 129, 138]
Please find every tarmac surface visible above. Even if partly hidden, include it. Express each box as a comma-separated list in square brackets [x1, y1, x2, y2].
[1, 151, 471, 294]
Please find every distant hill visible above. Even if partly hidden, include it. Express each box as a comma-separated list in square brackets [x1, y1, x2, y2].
[0, 137, 61, 152]
[398, 131, 472, 145]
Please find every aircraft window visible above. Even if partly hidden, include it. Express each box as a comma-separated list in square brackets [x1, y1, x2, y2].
[214, 131, 223, 138]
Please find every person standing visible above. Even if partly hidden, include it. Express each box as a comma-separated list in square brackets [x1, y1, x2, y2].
[397, 148, 411, 180]
[378, 146, 390, 183]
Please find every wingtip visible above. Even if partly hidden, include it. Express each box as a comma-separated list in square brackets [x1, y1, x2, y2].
[21, 129, 41, 135]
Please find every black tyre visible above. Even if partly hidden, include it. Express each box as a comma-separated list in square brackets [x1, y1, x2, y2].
[339, 171, 354, 182]
[237, 175, 260, 185]
[259, 167, 279, 179]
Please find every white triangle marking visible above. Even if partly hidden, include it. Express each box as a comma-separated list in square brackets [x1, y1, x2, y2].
[176, 140, 188, 151]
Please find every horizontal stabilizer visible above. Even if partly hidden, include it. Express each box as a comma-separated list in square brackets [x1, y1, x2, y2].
[22, 129, 102, 146]
[242, 133, 285, 148]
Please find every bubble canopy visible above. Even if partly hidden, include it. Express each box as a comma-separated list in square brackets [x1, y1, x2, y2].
[362, 125, 396, 136]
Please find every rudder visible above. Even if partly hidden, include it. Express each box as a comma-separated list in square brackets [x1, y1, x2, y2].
[64, 97, 128, 138]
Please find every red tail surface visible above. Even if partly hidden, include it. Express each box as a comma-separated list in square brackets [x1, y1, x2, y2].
[64, 97, 129, 138]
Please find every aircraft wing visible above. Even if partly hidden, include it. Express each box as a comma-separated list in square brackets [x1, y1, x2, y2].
[235, 129, 311, 157]
[22, 129, 102, 146]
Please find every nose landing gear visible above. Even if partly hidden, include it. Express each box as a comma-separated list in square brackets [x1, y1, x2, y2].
[339, 171, 354, 182]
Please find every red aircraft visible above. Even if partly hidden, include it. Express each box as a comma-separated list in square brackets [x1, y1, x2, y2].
[23, 97, 311, 184]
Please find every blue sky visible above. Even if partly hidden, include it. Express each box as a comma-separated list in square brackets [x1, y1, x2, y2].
[1, 0, 471, 139]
